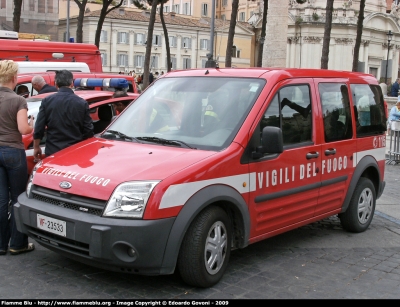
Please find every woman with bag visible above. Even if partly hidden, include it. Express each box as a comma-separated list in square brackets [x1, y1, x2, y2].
[0, 60, 35, 255]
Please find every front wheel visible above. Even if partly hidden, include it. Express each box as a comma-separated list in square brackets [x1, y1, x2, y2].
[177, 206, 231, 288]
[339, 177, 376, 233]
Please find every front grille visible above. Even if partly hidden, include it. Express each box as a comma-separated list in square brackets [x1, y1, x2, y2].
[32, 185, 107, 216]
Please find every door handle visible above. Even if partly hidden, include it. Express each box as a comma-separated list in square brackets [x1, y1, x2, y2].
[306, 152, 319, 159]
[325, 148, 336, 156]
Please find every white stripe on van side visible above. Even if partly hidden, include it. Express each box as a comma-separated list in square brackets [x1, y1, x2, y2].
[159, 173, 253, 209]
[160, 148, 386, 210]
[353, 147, 386, 167]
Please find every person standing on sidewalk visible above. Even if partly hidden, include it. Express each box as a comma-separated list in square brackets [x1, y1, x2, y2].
[391, 78, 400, 97]
[0, 60, 35, 256]
[33, 70, 93, 159]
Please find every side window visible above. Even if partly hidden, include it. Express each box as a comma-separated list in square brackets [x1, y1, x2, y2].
[318, 83, 353, 143]
[260, 84, 312, 147]
[15, 83, 33, 98]
[350, 84, 386, 136]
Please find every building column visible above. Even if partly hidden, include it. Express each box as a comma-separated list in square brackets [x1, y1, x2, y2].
[129, 30, 135, 71]
[111, 29, 118, 72]
[191, 35, 196, 68]
[177, 35, 182, 69]
[363, 40, 370, 73]
[161, 33, 166, 70]
[262, 0, 288, 67]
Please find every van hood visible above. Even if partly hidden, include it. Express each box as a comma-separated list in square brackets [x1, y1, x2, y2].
[33, 138, 216, 200]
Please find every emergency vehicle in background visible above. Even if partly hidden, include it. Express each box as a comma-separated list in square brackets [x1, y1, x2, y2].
[0, 30, 102, 72]
[23, 78, 138, 173]
[16, 72, 139, 95]
[15, 68, 387, 288]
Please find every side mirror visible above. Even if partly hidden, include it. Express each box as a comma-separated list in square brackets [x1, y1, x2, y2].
[252, 126, 283, 159]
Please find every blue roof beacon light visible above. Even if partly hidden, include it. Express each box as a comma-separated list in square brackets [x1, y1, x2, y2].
[74, 78, 129, 89]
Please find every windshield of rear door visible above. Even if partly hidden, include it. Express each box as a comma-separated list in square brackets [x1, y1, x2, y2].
[102, 76, 265, 151]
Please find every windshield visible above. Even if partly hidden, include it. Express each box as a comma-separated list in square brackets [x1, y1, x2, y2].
[26, 99, 43, 118]
[102, 77, 265, 151]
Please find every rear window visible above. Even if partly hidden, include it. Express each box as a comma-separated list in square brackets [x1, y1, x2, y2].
[350, 84, 387, 137]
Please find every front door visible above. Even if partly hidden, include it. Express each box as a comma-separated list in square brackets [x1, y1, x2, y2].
[247, 80, 322, 241]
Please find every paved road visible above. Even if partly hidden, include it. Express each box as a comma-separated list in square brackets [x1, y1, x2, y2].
[1, 162, 400, 299]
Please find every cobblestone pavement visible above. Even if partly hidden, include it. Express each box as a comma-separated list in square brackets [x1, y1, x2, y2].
[1, 165, 400, 300]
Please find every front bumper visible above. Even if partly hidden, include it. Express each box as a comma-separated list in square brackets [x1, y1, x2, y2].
[15, 192, 175, 275]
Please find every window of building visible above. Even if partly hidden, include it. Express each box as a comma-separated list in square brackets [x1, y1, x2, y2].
[153, 34, 162, 46]
[135, 33, 145, 45]
[221, 14, 226, 21]
[183, 57, 191, 69]
[239, 12, 245, 21]
[29, 0, 34, 11]
[183, 3, 190, 15]
[101, 53, 107, 66]
[117, 54, 129, 67]
[250, 11, 254, 17]
[202, 3, 208, 16]
[169, 36, 177, 47]
[135, 55, 144, 68]
[222, 0, 228, 7]
[38, 0, 45, 13]
[164, 6, 169, 13]
[47, 0, 53, 13]
[118, 32, 129, 44]
[201, 58, 207, 68]
[150, 55, 159, 69]
[100, 30, 108, 43]
[182, 37, 192, 49]
[167, 57, 177, 70]
[200, 39, 209, 50]
[173, 4, 179, 13]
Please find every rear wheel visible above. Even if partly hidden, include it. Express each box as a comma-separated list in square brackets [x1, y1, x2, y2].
[339, 177, 376, 233]
[177, 206, 231, 288]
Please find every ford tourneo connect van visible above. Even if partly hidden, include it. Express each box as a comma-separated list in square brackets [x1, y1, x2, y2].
[15, 68, 387, 288]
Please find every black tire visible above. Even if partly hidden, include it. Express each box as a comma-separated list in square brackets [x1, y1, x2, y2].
[177, 206, 231, 288]
[339, 177, 376, 233]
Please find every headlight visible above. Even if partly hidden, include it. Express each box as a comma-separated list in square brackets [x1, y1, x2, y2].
[103, 181, 159, 219]
[26, 160, 42, 197]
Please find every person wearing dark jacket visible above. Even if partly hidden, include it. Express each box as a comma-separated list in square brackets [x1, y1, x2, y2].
[391, 78, 400, 97]
[32, 75, 58, 94]
[33, 70, 93, 159]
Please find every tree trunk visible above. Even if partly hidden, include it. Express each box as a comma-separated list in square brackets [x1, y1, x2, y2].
[142, 0, 158, 89]
[13, 0, 23, 32]
[160, 4, 171, 72]
[74, 0, 88, 43]
[225, 0, 239, 67]
[257, 0, 268, 67]
[352, 0, 365, 72]
[320, 0, 334, 69]
[95, 0, 124, 48]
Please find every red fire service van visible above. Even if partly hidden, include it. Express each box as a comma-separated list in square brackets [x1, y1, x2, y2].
[15, 68, 387, 288]
[0, 39, 103, 72]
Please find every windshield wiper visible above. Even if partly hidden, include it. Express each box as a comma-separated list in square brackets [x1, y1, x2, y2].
[102, 130, 141, 143]
[136, 137, 196, 149]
